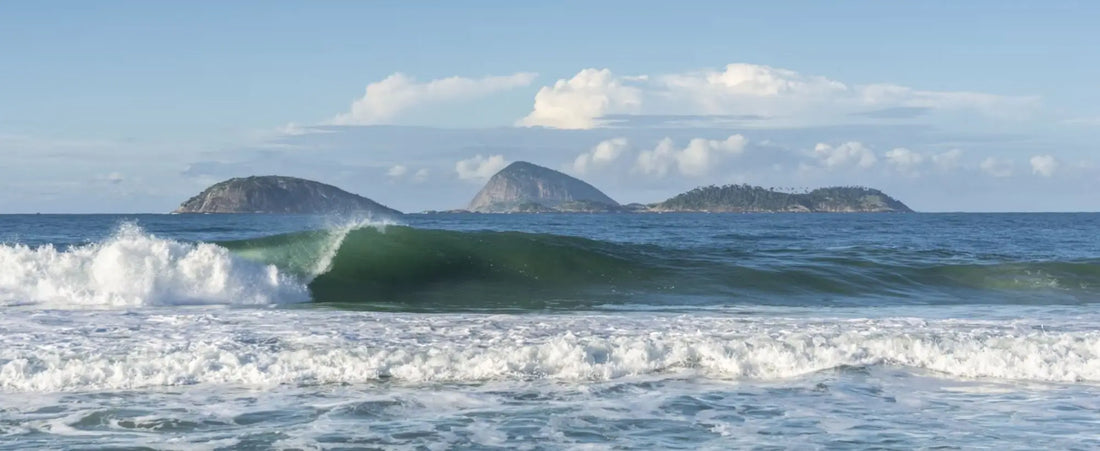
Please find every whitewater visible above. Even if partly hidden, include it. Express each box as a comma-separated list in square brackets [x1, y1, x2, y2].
[2, 213, 1099, 449]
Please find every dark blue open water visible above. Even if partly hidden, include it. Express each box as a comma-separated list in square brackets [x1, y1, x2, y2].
[1, 213, 1098, 449]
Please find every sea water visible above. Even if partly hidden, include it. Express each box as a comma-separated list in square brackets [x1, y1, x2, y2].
[1, 213, 1099, 449]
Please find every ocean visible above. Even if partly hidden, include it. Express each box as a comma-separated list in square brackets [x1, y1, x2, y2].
[1, 213, 1099, 449]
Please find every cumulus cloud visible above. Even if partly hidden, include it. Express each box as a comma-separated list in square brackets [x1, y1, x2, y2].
[387, 164, 431, 182]
[330, 72, 537, 125]
[456, 154, 509, 182]
[572, 137, 629, 174]
[884, 148, 925, 174]
[813, 142, 877, 170]
[660, 63, 848, 116]
[931, 149, 963, 170]
[386, 165, 408, 177]
[1030, 154, 1059, 177]
[634, 135, 747, 177]
[518, 69, 642, 129]
[519, 63, 1036, 129]
[980, 157, 1014, 177]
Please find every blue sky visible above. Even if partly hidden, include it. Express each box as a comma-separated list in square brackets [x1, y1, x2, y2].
[1, 1, 1098, 212]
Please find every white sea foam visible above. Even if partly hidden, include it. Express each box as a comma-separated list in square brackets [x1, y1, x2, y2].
[0, 224, 309, 308]
[3, 311, 1100, 392]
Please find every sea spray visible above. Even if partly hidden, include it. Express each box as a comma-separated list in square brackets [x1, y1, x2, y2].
[0, 223, 308, 307]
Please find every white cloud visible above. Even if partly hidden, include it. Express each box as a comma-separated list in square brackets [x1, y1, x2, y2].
[691, 63, 846, 97]
[1030, 154, 1059, 177]
[660, 63, 849, 116]
[931, 149, 963, 170]
[813, 142, 877, 170]
[572, 137, 629, 174]
[517, 68, 643, 129]
[634, 135, 747, 177]
[456, 154, 509, 182]
[519, 63, 1036, 129]
[884, 148, 925, 174]
[980, 157, 1014, 177]
[386, 164, 408, 177]
[678, 135, 749, 176]
[330, 72, 537, 125]
[634, 138, 678, 178]
[387, 164, 431, 182]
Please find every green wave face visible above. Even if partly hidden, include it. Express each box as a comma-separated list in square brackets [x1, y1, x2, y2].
[219, 229, 349, 278]
[220, 226, 1100, 310]
[311, 227, 664, 309]
[223, 226, 662, 309]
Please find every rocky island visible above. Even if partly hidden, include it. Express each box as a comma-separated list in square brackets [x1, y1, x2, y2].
[649, 184, 913, 213]
[173, 175, 402, 216]
[467, 162, 622, 213]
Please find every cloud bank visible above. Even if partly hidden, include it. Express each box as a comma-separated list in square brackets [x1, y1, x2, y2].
[635, 135, 748, 177]
[330, 72, 537, 125]
[519, 63, 1038, 129]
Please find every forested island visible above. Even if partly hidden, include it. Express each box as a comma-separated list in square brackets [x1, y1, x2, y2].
[648, 184, 912, 213]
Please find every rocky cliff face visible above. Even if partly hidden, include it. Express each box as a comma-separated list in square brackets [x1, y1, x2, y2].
[467, 162, 620, 213]
[173, 176, 402, 216]
[650, 185, 913, 213]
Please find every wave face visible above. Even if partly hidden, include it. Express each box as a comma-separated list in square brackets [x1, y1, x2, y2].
[215, 225, 1100, 309]
[3, 310, 1099, 392]
[222, 226, 663, 308]
[3, 218, 1098, 309]
[0, 224, 309, 307]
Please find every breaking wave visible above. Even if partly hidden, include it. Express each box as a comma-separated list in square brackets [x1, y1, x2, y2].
[2, 312, 1098, 392]
[227, 225, 1100, 308]
[2, 223, 1098, 309]
[0, 224, 309, 307]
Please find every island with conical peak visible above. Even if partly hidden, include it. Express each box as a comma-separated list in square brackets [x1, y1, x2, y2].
[173, 175, 402, 216]
[465, 161, 624, 213]
[648, 184, 913, 213]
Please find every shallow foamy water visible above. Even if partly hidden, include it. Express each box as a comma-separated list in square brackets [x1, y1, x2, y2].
[3, 307, 1100, 448]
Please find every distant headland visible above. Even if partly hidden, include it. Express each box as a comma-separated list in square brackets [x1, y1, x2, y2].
[174, 163, 913, 215]
[173, 176, 402, 217]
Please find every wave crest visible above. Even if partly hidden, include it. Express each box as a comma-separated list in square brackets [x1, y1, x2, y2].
[0, 223, 309, 307]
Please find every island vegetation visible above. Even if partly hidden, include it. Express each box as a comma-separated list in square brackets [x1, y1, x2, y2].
[649, 184, 912, 213]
